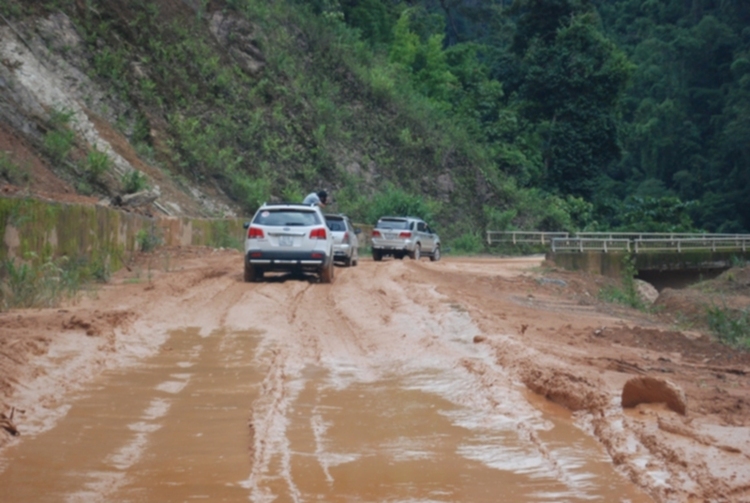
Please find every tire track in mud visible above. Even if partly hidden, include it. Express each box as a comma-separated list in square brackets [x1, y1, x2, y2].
[232, 260, 654, 502]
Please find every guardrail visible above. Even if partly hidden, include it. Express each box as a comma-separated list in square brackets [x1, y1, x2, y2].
[488, 231, 750, 253]
[486, 231, 568, 245]
[551, 238, 632, 253]
[633, 237, 750, 253]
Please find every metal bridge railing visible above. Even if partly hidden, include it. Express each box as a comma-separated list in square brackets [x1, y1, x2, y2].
[488, 230, 750, 253]
[551, 238, 632, 253]
[486, 231, 568, 246]
[633, 237, 750, 253]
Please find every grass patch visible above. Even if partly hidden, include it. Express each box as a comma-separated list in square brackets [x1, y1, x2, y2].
[208, 220, 242, 250]
[136, 226, 162, 252]
[121, 170, 149, 194]
[0, 254, 105, 311]
[706, 304, 750, 348]
[0, 151, 30, 185]
[598, 253, 646, 310]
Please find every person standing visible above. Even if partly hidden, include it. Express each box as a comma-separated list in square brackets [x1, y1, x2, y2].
[303, 190, 328, 207]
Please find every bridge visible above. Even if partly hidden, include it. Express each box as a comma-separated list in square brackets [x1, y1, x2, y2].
[486, 231, 750, 287]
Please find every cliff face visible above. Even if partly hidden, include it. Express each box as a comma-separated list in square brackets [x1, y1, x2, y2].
[0, 7, 244, 218]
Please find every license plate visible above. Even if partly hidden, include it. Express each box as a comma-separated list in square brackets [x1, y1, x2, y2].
[279, 235, 294, 246]
[385, 233, 396, 239]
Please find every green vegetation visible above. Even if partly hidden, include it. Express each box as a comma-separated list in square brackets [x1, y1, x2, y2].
[598, 253, 645, 310]
[0, 152, 30, 185]
[706, 304, 750, 348]
[2, 0, 747, 244]
[121, 170, 149, 194]
[207, 220, 242, 250]
[0, 254, 102, 311]
[43, 126, 75, 164]
[136, 227, 162, 253]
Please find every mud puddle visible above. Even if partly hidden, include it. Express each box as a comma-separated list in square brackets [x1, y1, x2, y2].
[248, 364, 654, 503]
[0, 327, 264, 502]
[1, 325, 653, 503]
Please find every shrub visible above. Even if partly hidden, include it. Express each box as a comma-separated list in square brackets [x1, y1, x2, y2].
[450, 232, 483, 254]
[136, 227, 162, 252]
[0, 152, 30, 185]
[84, 149, 112, 181]
[122, 170, 149, 194]
[43, 108, 77, 162]
[706, 304, 750, 347]
[598, 253, 645, 310]
[366, 184, 436, 224]
[43, 129, 76, 162]
[0, 255, 94, 311]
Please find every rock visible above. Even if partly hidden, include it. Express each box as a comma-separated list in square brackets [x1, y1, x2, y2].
[621, 376, 687, 415]
[473, 335, 486, 344]
[117, 189, 158, 208]
[209, 12, 265, 75]
[634, 279, 659, 305]
[538, 277, 568, 287]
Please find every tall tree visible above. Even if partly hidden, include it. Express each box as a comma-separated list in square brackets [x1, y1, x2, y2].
[511, 1, 633, 198]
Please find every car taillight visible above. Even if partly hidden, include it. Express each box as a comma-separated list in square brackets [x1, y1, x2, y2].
[399, 231, 412, 238]
[247, 226, 264, 239]
[342, 232, 349, 243]
[372, 230, 382, 238]
[309, 227, 327, 239]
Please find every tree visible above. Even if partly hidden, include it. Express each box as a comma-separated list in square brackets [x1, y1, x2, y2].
[514, 7, 633, 198]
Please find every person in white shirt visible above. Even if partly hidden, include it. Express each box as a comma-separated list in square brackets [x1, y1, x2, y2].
[303, 190, 328, 207]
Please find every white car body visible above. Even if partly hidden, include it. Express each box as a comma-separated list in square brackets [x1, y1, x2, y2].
[371, 216, 441, 262]
[325, 213, 360, 267]
[243, 203, 334, 283]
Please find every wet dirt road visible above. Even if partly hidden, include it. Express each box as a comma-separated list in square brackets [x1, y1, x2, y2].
[4, 251, 742, 502]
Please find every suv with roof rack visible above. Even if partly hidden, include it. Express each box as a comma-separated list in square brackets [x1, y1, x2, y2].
[371, 216, 441, 262]
[243, 202, 334, 283]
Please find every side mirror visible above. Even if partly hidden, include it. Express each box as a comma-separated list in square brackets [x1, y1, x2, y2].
[243, 222, 250, 229]
[354, 228, 362, 234]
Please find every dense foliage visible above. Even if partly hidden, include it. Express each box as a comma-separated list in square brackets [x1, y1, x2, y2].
[333, 0, 750, 233]
[2, 0, 747, 244]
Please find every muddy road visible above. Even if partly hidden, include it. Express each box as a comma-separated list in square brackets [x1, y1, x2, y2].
[1, 249, 749, 502]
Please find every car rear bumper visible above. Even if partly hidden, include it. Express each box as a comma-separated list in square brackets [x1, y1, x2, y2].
[333, 243, 353, 256]
[371, 239, 413, 252]
[246, 250, 331, 270]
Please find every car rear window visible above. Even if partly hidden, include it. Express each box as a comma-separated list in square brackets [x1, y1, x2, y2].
[326, 219, 346, 231]
[377, 219, 409, 230]
[254, 209, 321, 227]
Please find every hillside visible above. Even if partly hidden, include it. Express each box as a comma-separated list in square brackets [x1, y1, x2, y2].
[2, 0, 749, 247]
[0, 0, 532, 246]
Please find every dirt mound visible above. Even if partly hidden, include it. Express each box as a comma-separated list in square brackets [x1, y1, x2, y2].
[622, 376, 687, 414]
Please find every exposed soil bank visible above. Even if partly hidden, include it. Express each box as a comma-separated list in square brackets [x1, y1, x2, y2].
[0, 249, 749, 502]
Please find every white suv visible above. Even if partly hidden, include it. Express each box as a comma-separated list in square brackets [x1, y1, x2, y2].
[371, 216, 441, 262]
[243, 203, 334, 283]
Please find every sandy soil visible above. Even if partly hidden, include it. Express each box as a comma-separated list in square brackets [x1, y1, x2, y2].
[1, 248, 749, 502]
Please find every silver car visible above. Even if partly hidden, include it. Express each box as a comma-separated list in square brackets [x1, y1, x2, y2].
[325, 213, 361, 267]
[371, 216, 441, 262]
[243, 203, 334, 283]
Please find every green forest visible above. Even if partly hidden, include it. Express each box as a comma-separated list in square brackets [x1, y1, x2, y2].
[2, 0, 749, 250]
[326, 0, 750, 234]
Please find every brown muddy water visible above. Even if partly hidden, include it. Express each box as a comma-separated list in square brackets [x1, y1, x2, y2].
[0, 327, 653, 503]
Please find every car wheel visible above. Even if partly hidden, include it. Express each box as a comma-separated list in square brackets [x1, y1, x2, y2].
[430, 245, 441, 262]
[373, 249, 383, 261]
[411, 244, 421, 260]
[320, 260, 334, 283]
[244, 262, 261, 282]
[343, 255, 352, 267]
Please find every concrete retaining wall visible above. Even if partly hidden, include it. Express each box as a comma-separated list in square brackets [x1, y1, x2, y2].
[0, 198, 246, 272]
